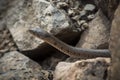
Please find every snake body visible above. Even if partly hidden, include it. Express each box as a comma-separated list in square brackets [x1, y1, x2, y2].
[29, 28, 110, 58]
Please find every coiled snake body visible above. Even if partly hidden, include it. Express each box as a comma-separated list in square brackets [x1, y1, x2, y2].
[29, 28, 110, 58]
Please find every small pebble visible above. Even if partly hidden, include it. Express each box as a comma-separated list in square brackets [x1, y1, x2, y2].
[87, 14, 95, 20]
[84, 4, 95, 11]
[77, 20, 86, 26]
[71, 15, 80, 20]
[72, 29, 79, 32]
[80, 10, 86, 17]
[77, 28, 82, 32]
[82, 23, 89, 28]
[8, 42, 15, 47]
[68, 9, 76, 16]
[56, 2, 68, 9]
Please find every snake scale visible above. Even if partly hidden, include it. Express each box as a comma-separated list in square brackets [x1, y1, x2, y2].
[29, 28, 110, 58]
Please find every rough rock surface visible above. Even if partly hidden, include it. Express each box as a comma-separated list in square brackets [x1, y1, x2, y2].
[76, 10, 110, 49]
[2, 0, 74, 51]
[0, 51, 52, 80]
[3, 0, 48, 51]
[54, 58, 110, 80]
[109, 3, 120, 80]
[0, 0, 114, 80]
[0, 26, 18, 58]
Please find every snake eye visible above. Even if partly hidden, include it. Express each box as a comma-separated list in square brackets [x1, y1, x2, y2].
[29, 27, 50, 39]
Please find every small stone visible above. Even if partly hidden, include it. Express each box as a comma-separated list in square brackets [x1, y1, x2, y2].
[56, 2, 68, 9]
[71, 15, 80, 20]
[77, 28, 82, 32]
[68, 9, 76, 16]
[77, 20, 86, 26]
[8, 42, 15, 47]
[80, 10, 86, 17]
[87, 14, 95, 20]
[82, 22, 89, 29]
[72, 29, 79, 32]
[84, 4, 96, 11]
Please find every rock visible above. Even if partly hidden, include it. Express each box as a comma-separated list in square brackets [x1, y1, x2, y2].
[0, 24, 18, 58]
[93, 0, 119, 20]
[41, 4, 72, 35]
[77, 20, 86, 26]
[109, 4, 120, 80]
[79, 4, 96, 20]
[56, 2, 69, 9]
[76, 10, 110, 49]
[0, 51, 52, 80]
[80, 10, 87, 17]
[84, 4, 96, 11]
[1, 0, 45, 51]
[54, 58, 110, 80]
[1, 0, 74, 51]
[87, 14, 95, 20]
[0, 0, 80, 61]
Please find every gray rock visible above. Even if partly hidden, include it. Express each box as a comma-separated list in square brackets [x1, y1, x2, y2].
[0, 24, 18, 57]
[80, 10, 87, 17]
[84, 4, 96, 11]
[1, 0, 73, 51]
[0, 51, 51, 80]
[87, 14, 95, 20]
[41, 4, 71, 35]
[2, 0, 46, 51]
[54, 58, 110, 80]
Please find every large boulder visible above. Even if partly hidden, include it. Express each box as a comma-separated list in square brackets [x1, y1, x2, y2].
[54, 58, 110, 80]
[0, 51, 51, 80]
[1, 0, 75, 51]
[109, 3, 120, 80]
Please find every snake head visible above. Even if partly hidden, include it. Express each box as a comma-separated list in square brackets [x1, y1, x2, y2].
[29, 27, 51, 39]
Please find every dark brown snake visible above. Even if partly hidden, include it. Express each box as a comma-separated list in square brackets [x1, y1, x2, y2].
[29, 28, 110, 58]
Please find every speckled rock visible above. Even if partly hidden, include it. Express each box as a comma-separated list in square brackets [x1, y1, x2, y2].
[54, 58, 110, 80]
[0, 25, 18, 57]
[40, 4, 72, 35]
[2, 0, 44, 51]
[2, 0, 73, 51]
[76, 10, 110, 49]
[0, 51, 51, 80]
[84, 4, 96, 11]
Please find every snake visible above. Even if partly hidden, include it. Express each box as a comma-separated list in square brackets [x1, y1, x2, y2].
[29, 28, 110, 58]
